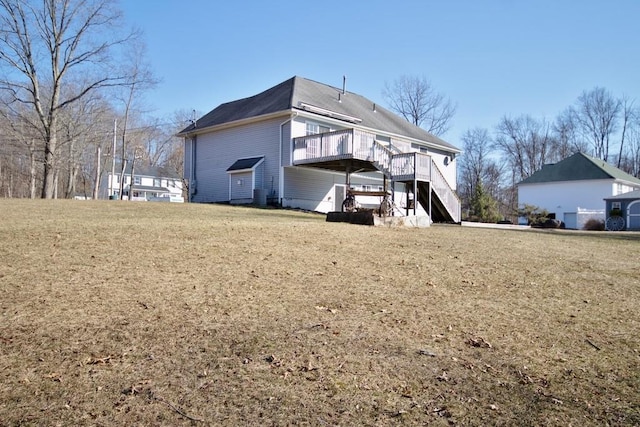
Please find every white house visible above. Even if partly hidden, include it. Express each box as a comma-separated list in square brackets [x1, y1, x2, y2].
[517, 152, 640, 229]
[103, 164, 184, 202]
[178, 76, 461, 223]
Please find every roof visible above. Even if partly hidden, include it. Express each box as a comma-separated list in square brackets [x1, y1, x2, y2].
[130, 185, 170, 192]
[111, 163, 180, 179]
[178, 76, 459, 152]
[604, 189, 640, 200]
[226, 156, 264, 172]
[518, 152, 640, 185]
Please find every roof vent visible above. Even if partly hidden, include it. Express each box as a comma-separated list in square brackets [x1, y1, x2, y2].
[342, 75, 346, 94]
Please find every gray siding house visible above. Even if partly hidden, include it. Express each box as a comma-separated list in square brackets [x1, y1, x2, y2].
[604, 190, 640, 231]
[178, 76, 461, 222]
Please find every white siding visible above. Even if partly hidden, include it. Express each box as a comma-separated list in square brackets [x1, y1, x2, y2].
[518, 179, 613, 219]
[281, 166, 426, 215]
[282, 166, 384, 213]
[191, 118, 282, 203]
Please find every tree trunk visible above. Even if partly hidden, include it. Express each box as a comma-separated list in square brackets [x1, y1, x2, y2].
[93, 146, 101, 200]
[119, 159, 127, 200]
[41, 136, 57, 198]
[53, 165, 59, 199]
[29, 148, 37, 199]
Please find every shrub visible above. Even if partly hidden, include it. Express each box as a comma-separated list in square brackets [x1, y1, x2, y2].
[583, 218, 605, 231]
[518, 204, 550, 226]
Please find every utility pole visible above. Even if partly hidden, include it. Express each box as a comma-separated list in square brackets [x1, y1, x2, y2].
[110, 119, 117, 199]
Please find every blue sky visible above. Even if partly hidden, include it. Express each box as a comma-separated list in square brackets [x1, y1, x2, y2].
[120, 0, 640, 146]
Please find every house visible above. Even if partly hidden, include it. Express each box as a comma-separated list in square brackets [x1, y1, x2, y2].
[103, 164, 184, 202]
[517, 152, 640, 229]
[178, 76, 461, 223]
[603, 190, 640, 231]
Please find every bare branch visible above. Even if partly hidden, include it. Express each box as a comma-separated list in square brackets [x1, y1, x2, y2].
[382, 75, 456, 136]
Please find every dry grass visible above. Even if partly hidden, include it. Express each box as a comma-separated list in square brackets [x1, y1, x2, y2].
[0, 199, 638, 426]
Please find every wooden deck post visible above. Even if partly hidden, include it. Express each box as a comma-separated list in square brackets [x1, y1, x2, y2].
[413, 179, 418, 216]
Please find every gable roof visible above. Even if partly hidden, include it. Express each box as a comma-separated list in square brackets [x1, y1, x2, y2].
[178, 76, 459, 152]
[518, 152, 640, 185]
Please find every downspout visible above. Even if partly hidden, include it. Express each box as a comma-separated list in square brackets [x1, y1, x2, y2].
[279, 112, 298, 206]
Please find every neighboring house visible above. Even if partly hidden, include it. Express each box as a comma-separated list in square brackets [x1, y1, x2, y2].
[103, 164, 183, 202]
[603, 190, 640, 231]
[517, 152, 640, 229]
[178, 76, 461, 222]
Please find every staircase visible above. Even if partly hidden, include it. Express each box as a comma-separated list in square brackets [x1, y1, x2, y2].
[371, 141, 460, 223]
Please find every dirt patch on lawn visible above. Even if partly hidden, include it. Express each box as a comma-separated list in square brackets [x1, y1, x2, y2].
[0, 200, 638, 425]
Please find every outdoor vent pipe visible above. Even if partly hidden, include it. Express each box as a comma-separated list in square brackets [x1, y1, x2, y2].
[342, 75, 346, 94]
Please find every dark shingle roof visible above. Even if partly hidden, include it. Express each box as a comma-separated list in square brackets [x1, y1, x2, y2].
[226, 156, 264, 172]
[518, 152, 640, 185]
[178, 76, 459, 152]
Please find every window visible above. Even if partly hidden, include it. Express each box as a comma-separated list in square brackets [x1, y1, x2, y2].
[134, 176, 141, 185]
[306, 122, 331, 136]
[411, 143, 428, 153]
[154, 178, 161, 187]
[612, 202, 621, 210]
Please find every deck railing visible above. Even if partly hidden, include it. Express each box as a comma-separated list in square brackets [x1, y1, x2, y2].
[293, 128, 460, 222]
[293, 129, 380, 163]
[430, 161, 461, 223]
[390, 152, 431, 181]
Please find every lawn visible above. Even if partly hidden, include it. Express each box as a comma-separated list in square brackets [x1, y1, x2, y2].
[0, 200, 638, 426]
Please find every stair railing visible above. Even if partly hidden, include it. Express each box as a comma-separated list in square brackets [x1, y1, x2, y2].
[430, 160, 461, 223]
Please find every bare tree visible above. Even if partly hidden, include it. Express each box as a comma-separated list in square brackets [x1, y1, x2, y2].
[0, 0, 137, 198]
[494, 115, 556, 181]
[615, 96, 635, 168]
[457, 128, 503, 221]
[382, 75, 456, 136]
[553, 108, 589, 159]
[114, 40, 157, 199]
[0, 99, 43, 198]
[572, 87, 621, 162]
[620, 126, 640, 177]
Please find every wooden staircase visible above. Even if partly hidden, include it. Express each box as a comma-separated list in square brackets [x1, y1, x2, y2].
[371, 142, 460, 223]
